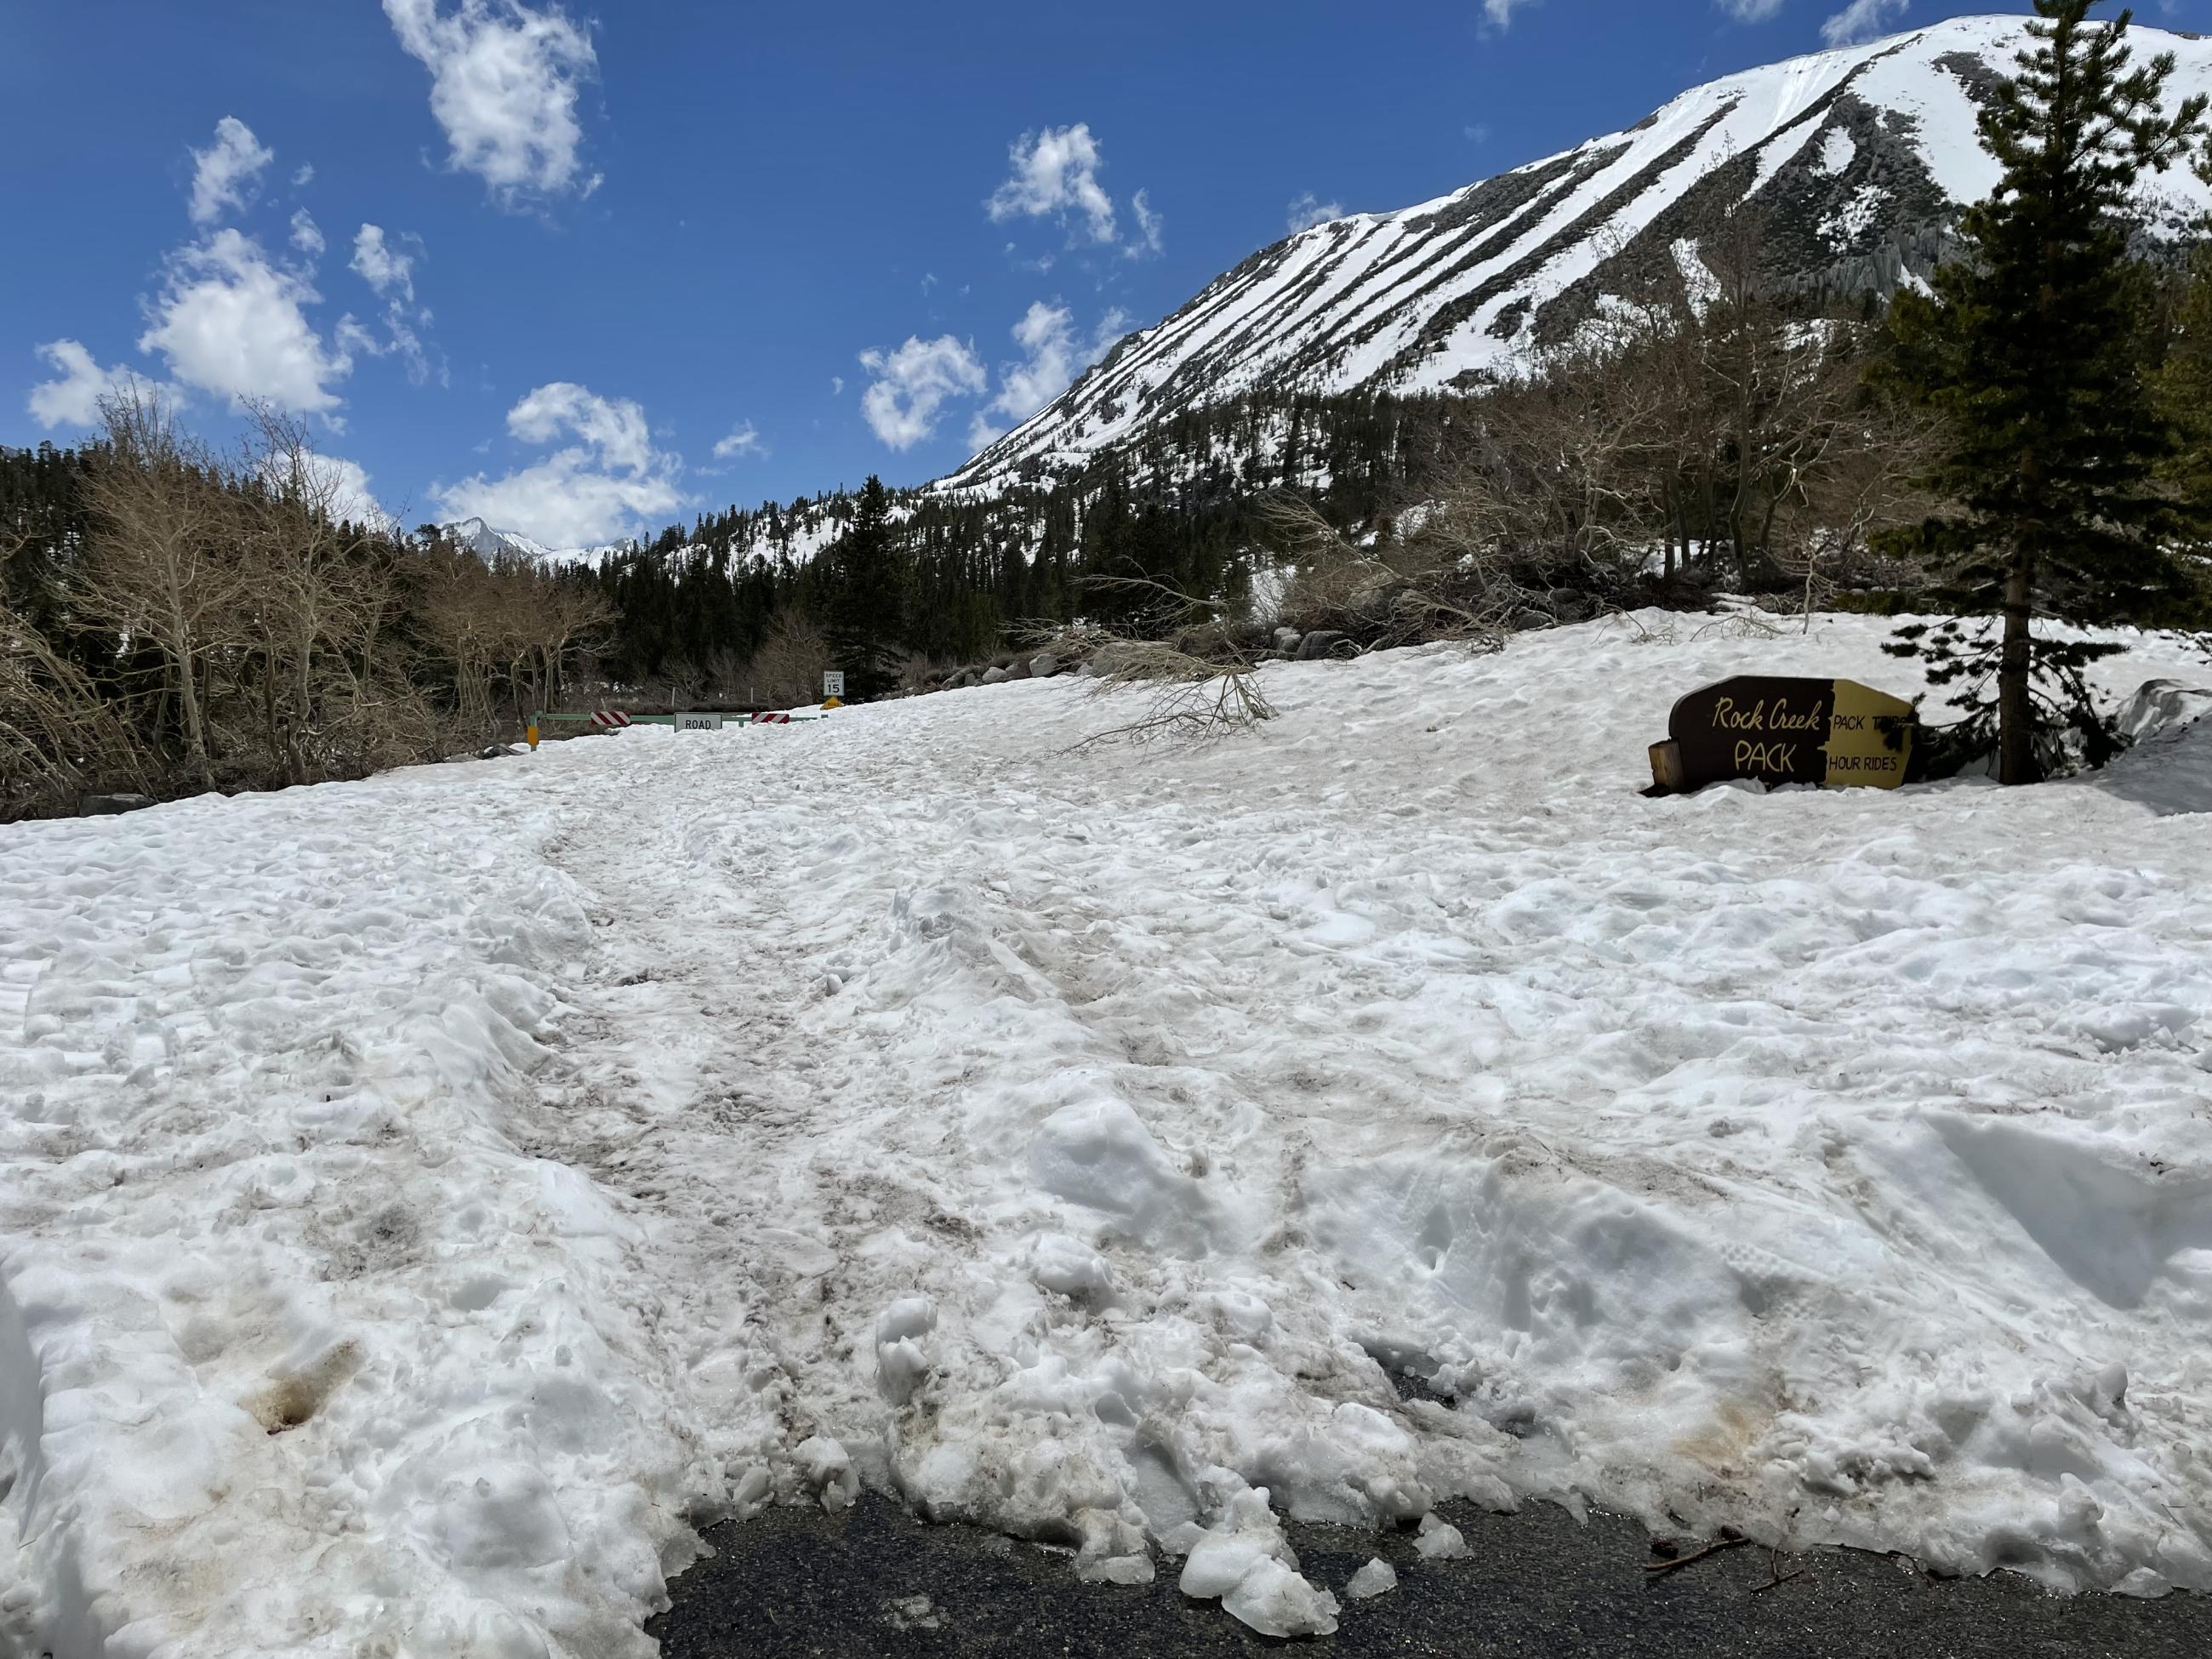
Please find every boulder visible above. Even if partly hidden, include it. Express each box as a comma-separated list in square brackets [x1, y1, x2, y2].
[1272, 627, 1303, 654]
[1295, 630, 1353, 662]
[981, 665, 1009, 685]
[1006, 658, 1034, 680]
[79, 792, 156, 817]
[1029, 651, 1061, 679]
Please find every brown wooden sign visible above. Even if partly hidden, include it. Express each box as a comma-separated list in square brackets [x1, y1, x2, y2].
[1653, 676, 1913, 793]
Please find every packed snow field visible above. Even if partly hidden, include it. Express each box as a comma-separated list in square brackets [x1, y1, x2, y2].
[4, 612, 2211, 1655]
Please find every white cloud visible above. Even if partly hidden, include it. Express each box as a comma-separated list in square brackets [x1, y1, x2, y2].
[712, 422, 762, 461]
[137, 229, 352, 415]
[290, 208, 326, 256]
[435, 458, 676, 549]
[988, 123, 1118, 245]
[26, 339, 137, 429]
[188, 116, 275, 225]
[985, 302, 1079, 430]
[334, 316, 381, 359]
[326, 226, 436, 385]
[316, 457, 393, 529]
[1286, 191, 1344, 233]
[505, 381, 652, 470]
[382, 0, 600, 205]
[335, 305, 436, 388]
[967, 301, 1129, 450]
[263, 451, 395, 531]
[1483, 0, 1537, 27]
[830, 375, 846, 396]
[1820, 0, 1908, 45]
[292, 162, 316, 188]
[857, 334, 987, 450]
[1718, 0, 1787, 20]
[434, 381, 682, 547]
[351, 223, 416, 300]
[1126, 188, 1164, 258]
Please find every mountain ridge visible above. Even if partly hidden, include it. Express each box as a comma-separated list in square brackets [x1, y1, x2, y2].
[937, 14, 2212, 496]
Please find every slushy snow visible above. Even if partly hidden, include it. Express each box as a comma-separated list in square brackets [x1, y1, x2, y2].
[5, 611, 2212, 1655]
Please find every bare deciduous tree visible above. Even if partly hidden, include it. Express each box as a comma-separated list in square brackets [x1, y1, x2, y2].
[74, 390, 251, 785]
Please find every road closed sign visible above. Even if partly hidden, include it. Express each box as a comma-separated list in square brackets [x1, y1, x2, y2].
[823, 671, 846, 699]
[674, 711, 723, 733]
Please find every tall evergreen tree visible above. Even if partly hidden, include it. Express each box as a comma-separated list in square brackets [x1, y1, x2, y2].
[2157, 246, 2212, 517]
[825, 475, 905, 698]
[1880, 0, 2205, 784]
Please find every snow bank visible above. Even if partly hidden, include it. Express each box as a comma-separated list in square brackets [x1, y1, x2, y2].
[0, 767, 715, 1656]
[4, 611, 2212, 1652]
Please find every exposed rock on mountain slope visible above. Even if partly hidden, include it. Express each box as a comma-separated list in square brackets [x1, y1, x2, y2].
[442, 515, 627, 568]
[443, 515, 561, 562]
[944, 14, 2212, 495]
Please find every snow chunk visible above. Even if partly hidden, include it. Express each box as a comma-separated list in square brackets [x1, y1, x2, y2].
[1179, 1489, 1340, 1638]
[875, 1297, 938, 1406]
[1417, 1511, 1471, 1560]
[1029, 1092, 1216, 1256]
[1029, 1232, 1118, 1301]
[1345, 1556, 1400, 1599]
[793, 1434, 860, 1511]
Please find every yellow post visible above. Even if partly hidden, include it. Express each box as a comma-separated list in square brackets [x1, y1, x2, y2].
[527, 721, 540, 751]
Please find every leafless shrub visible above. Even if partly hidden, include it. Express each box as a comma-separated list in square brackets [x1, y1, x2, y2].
[1071, 635, 1276, 750]
[1261, 493, 1518, 651]
[1048, 574, 1279, 750]
[0, 597, 145, 820]
[744, 611, 831, 707]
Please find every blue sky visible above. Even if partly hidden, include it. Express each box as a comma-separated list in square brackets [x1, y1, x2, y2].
[3, 1, 2205, 546]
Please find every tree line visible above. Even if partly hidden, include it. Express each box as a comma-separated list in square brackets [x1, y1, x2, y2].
[6, 1, 2211, 816]
[2, 398, 610, 818]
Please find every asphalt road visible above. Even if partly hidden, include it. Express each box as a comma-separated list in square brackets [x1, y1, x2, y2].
[650, 1493, 2212, 1658]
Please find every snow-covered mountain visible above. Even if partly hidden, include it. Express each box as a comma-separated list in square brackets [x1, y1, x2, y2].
[444, 516, 559, 562]
[942, 14, 2212, 494]
[441, 516, 622, 568]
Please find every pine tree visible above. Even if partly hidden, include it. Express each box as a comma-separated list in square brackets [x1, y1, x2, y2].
[1880, 0, 2205, 784]
[2158, 246, 2212, 520]
[825, 475, 904, 698]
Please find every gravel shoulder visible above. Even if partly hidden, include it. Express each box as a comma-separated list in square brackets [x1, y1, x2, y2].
[652, 1493, 2212, 1658]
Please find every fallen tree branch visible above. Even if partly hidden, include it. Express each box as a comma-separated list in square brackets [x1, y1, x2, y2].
[1643, 1534, 1750, 1576]
[1749, 1546, 1807, 1596]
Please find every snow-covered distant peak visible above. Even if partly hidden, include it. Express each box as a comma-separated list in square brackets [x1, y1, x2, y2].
[938, 14, 2212, 495]
[440, 516, 619, 568]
